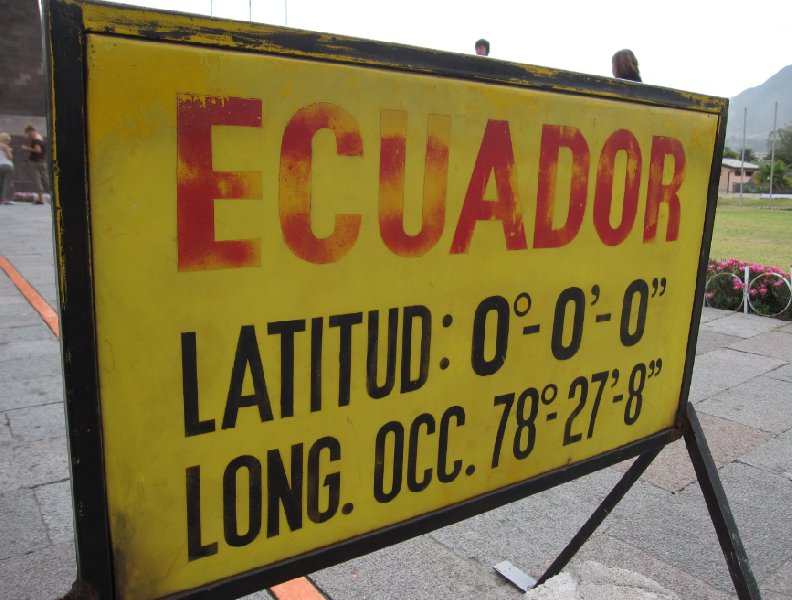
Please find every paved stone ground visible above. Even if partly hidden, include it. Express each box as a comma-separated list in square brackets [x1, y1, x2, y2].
[1, 204, 790, 599]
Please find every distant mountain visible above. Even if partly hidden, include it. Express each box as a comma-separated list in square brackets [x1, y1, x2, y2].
[725, 65, 792, 155]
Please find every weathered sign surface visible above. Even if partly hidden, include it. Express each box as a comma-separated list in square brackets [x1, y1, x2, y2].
[47, 1, 726, 597]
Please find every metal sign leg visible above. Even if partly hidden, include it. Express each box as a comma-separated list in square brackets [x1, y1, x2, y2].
[683, 403, 760, 599]
[532, 446, 662, 587]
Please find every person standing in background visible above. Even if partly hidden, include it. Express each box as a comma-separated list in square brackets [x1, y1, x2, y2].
[0, 133, 14, 205]
[612, 49, 642, 82]
[475, 39, 490, 56]
[21, 124, 49, 204]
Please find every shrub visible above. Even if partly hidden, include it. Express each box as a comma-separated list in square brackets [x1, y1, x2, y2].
[705, 258, 791, 319]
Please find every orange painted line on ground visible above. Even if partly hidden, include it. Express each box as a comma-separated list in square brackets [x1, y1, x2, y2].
[270, 577, 326, 600]
[0, 254, 60, 337]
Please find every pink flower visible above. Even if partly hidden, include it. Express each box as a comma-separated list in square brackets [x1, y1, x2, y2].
[706, 292, 715, 299]
[774, 279, 787, 287]
[749, 289, 758, 297]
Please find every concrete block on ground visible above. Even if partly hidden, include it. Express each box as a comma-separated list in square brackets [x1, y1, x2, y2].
[0, 542, 76, 600]
[0, 488, 49, 560]
[700, 312, 781, 339]
[34, 480, 74, 545]
[728, 331, 792, 363]
[8, 402, 67, 442]
[614, 411, 772, 492]
[0, 436, 69, 493]
[697, 376, 792, 434]
[689, 348, 785, 404]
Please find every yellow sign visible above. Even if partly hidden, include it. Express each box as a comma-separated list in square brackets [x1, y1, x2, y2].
[83, 28, 719, 600]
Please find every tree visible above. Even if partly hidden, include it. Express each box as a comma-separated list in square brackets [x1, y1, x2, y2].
[723, 147, 739, 159]
[767, 123, 792, 164]
[754, 160, 791, 191]
[742, 148, 758, 163]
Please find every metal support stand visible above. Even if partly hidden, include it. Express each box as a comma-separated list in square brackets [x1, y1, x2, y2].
[683, 404, 760, 599]
[495, 403, 760, 599]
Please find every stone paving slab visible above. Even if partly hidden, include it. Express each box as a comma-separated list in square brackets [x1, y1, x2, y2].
[34, 480, 74, 546]
[699, 307, 728, 324]
[739, 427, 792, 483]
[763, 557, 792, 598]
[0, 542, 76, 600]
[0, 373, 64, 411]
[769, 364, 792, 383]
[614, 411, 773, 492]
[314, 533, 517, 600]
[569, 534, 733, 599]
[697, 375, 792, 434]
[0, 488, 50, 560]
[707, 462, 792, 582]
[0, 436, 69, 493]
[688, 348, 786, 404]
[7, 402, 69, 442]
[605, 479, 734, 592]
[0, 312, 48, 329]
[0, 339, 61, 362]
[0, 323, 55, 343]
[699, 311, 782, 339]
[728, 331, 792, 363]
[695, 329, 743, 355]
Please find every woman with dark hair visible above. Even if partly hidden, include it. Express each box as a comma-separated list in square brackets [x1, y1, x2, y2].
[612, 49, 642, 82]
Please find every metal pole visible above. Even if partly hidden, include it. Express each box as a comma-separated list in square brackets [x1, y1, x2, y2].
[744, 266, 749, 314]
[285, 0, 288, 26]
[739, 107, 746, 207]
[249, 0, 252, 20]
[769, 101, 778, 207]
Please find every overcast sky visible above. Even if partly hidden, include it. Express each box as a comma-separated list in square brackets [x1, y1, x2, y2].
[87, 0, 790, 99]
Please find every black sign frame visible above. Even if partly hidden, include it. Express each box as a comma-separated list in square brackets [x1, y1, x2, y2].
[44, 1, 734, 598]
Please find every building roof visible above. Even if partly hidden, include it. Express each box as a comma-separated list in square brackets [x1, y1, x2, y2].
[722, 158, 760, 170]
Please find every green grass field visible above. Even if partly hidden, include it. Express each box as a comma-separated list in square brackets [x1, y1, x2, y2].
[709, 198, 792, 271]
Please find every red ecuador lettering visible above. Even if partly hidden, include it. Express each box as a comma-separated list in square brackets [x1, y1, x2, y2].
[533, 125, 590, 249]
[379, 110, 451, 257]
[593, 129, 642, 246]
[644, 136, 685, 242]
[176, 96, 687, 270]
[450, 120, 527, 254]
[177, 95, 262, 271]
[279, 103, 363, 264]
